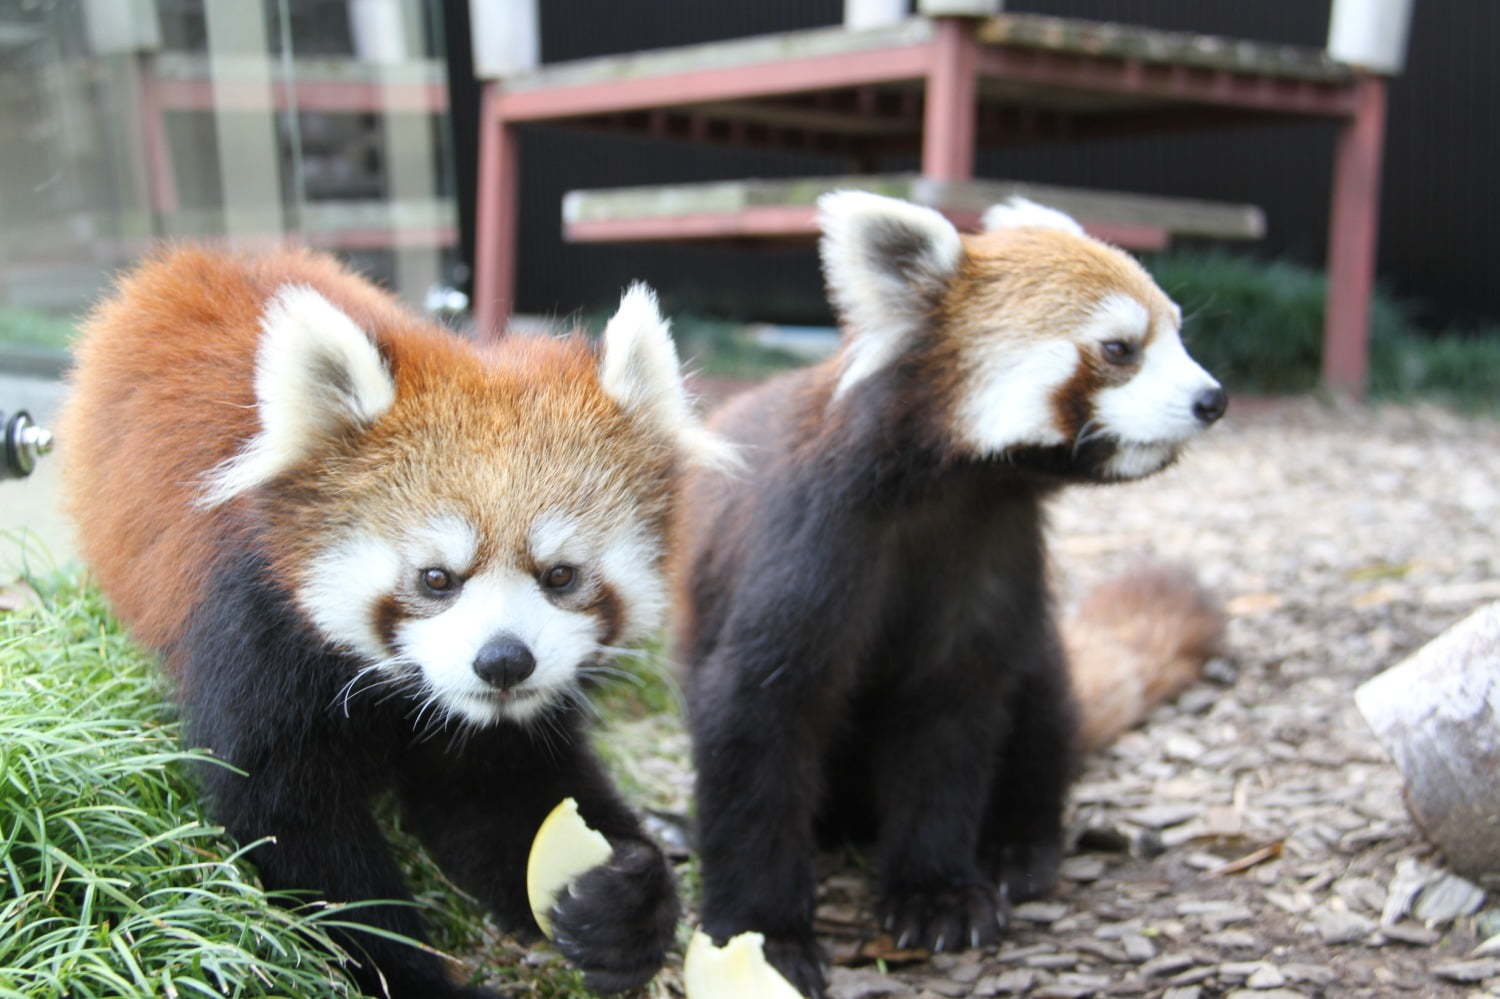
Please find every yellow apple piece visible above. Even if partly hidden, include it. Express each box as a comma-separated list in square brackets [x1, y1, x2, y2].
[525, 797, 613, 937]
[682, 929, 804, 999]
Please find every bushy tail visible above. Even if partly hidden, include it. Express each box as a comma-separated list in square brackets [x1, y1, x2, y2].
[1063, 564, 1226, 753]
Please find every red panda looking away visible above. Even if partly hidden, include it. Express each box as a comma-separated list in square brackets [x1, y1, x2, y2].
[61, 246, 732, 998]
[673, 193, 1227, 997]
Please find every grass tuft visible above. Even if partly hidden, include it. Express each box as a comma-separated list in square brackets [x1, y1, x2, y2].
[0, 578, 364, 998]
[0, 308, 75, 352]
[0, 572, 681, 998]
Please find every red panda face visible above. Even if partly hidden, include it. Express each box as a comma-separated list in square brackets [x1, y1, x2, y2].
[818, 192, 1224, 481]
[200, 283, 734, 729]
[299, 497, 665, 728]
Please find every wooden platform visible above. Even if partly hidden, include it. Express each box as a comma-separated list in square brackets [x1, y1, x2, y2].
[477, 12, 1388, 393]
[563, 175, 1265, 252]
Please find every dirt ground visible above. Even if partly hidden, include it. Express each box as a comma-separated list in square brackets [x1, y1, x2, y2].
[597, 395, 1499, 999]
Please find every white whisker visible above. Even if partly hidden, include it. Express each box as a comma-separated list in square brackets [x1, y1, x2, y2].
[596, 644, 653, 661]
[578, 663, 643, 686]
[331, 656, 418, 717]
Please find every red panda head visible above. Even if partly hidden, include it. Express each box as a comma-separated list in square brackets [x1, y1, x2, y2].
[199, 280, 734, 729]
[819, 191, 1225, 480]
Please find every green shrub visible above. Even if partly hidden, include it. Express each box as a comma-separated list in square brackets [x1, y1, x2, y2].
[0, 580, 363, 998]
[1147, 251, 1411, 395]
[1369, 326, 1500, 415]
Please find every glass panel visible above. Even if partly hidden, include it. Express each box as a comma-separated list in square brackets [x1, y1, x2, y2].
[0, 0, 457, 356]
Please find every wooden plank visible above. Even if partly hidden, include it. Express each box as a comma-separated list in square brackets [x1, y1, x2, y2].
[563, 204, 1168, 251]
[977, 12, 1354, 84]
[493, 43, 933, 121]
[975, 46, 1359, 118]
[493, 19, 934, 89]
[562, 174, 1264, 241]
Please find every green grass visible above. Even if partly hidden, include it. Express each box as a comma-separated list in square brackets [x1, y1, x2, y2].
[668, 316, 807, 381]
[578, 308, 807, 382]
[0, 577, 369, 997]
[1149, 250, 1500, 415]
[1369, 324, 1500, 415]
[0, 573, 687, 998]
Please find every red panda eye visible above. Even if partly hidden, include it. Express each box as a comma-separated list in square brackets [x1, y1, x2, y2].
[420, 568, 456, 594]
[1102, 340, 1139, 364]
[541, 565, 577, 591]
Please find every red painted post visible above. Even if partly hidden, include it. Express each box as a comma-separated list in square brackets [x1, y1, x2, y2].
[1323, 74, 1388, 397]
[473, 84, 519, 340]
[922, 18, 979, 181]
[133, 57, 180, 217]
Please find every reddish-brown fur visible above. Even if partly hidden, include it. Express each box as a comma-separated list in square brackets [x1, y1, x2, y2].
[1063, 565, 1225, 752]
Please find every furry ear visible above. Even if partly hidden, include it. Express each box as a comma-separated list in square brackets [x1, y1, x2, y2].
[817, 190, 963, 396]
[198, 285, 395, 507]
[599, 283, 741, 472]
[981, 196, 1086, 237]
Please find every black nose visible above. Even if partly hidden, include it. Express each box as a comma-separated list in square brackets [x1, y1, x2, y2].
[473, 635, 536, 689]
[1192, 386, 1227, 425]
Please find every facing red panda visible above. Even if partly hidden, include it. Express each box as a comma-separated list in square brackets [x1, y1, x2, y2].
[672, 193, 1227, 997]
[60, 246, 730, 999]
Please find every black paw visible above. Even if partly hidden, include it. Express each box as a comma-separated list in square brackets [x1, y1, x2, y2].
[757, 932, 827, 999]
[876, 879, 1004, 953]
[999, 838, 1061, 903]
[549, 839, 679, 994]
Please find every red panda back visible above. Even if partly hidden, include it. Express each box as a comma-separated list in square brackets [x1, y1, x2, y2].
[60, 246, 416, 656]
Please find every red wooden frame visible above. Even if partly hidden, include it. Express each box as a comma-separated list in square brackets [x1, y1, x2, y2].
[474, 17, 1387, 394]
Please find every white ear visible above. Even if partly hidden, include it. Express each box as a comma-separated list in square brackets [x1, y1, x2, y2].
[817, 190, 963, 397]
[981, 196, 1087, 237]
[599, 283, 741, 473]
[198, 285, 395, 507]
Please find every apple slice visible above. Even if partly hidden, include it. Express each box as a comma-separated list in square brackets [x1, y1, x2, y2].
[683, 929, 804, 998]
[525, 797, 613, 937]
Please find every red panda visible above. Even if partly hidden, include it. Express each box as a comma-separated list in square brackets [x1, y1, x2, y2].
[672, 193, 1226, 997]
[60, 246, 731, 998]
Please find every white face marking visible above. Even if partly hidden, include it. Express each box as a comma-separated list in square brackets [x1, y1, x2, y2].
[197, 286, 395, 508]
[957, 338, 1079, 455]
[957, 294, 1150, 456]
[298, 509, 667, 730]
[300, 532, 402, 662]
[399, 569, 600, 725]
[1084, 293, 1151, 350]
[1103, 443, 1175, 479]
[954, 291, 1218, 474]
[1093, 320, 1220, 451]
[598, 521, 665, 640]
[529, 511, 590, 568]
[405, 514, 479, 574]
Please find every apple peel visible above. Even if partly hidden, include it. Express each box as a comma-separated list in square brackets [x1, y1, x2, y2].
[525, 797, 612, 938]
